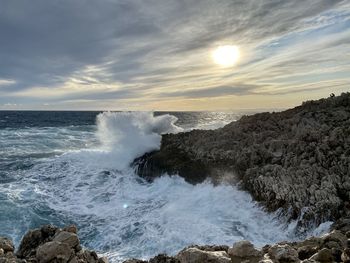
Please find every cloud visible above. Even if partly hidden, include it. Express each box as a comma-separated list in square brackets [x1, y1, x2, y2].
[0, 0, 349, 109]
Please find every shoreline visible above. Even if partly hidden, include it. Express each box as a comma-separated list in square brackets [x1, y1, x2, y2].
[1, 222, 349, 263]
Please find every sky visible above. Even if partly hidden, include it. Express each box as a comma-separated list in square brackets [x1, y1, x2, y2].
[0, 0, 349, 111]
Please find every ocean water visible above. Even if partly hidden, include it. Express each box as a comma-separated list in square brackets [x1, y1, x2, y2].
[0, 111, 330, 262]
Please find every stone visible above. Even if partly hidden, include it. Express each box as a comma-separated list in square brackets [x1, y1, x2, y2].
[228, 240, 263, 263]
[0, 248, 4, 256]
[53, 231, 80, 249]
[149, 254, 180, 263]
[63, 226, 78, 234]
[309, 248, 333, 262]
[0, 238, 14, 253]
[122, 260, 147, 263]
[97, 257, 109, 263]
[321, 230, 347, 249]
[36, 241, 72, 263]
[297, 246, 318, 260]
[17, 230, 43, 258]
[341, 248, 350, 263]
[176, 247, 231, 263]
[268, 244, 299, 262]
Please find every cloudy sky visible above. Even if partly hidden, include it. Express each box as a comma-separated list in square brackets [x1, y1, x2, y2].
[0, 0, 349, 110]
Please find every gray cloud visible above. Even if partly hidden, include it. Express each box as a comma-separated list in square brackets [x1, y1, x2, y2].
[0, 0, 349, 108]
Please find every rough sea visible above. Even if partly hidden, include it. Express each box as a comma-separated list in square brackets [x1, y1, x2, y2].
[0, 111, 331, 262]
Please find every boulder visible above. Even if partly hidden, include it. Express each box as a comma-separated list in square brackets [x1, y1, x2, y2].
[0, 238, 14, 253]
[297, 246, 318, 260]
[36, 241, 72, 263]
[176, 247, 231, 263]
[268, 244, 299, 263]
[53, 231, 80, 249]
[149, 254, 180, 263]
[309, 248, 333, 262]
[341, 248, 350, 263]
[321, 230, 347, 249]
[63, 226, 78, 234]
[228, 240, 263, 263]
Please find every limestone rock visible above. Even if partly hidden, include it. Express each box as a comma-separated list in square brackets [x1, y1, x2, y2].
[176, 247, 231, 263]
[309, 248, 333, 262]
[228, 240, 263, 263]
[53, 231, 80, 249]
[268, 244, 299, 262]
[0, 238, 14, 253]
[36, 241, 72, 263]
[341, 248, 350, 263]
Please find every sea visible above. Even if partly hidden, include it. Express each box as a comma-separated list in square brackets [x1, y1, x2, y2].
[0, 111, 331, 262]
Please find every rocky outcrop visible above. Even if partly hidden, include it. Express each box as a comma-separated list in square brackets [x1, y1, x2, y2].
[2, 223, 350, 263]
[134, 93, 350, 229]
[0, 225, 108, 263]
[125, 226, 350, 263]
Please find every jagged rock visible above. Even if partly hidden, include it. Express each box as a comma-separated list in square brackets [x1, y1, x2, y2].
[268, 244, 299, 262]
[0, 238, 14, 253]
[309, 248, 333, 262]
[228, 240, 263, 262]
[297, 246, 318, 260]
[149, 254, 179, 263]
[135, 93, 350, 228]
[17, 225, 59, 258]
[321, 230, 347, 249]
[342, 248, 350, 263]
[188, 245, 229, 253]
[176, 247, 231, 263]
[122, 260, 147, 263]
[36, 241, 72, 263]
[63, 226, 78, 235]
[53, 231, 80, 249]
[0, 248, 4, 256]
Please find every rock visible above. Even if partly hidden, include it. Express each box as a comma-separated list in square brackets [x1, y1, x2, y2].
[134, 93, 350, 228]
[122, 260, 147, 263]
[36, 241, 72, 263]
[0, 238, 14, 253]
[97, 257, 109, 263]
[149, 254, 180, 263]
[321, 230, 347, 249]
[17, 225, 59, 259]
[297, 246, 318, 260]
[228, 240, 263, 262]
[309, 248, 333, 262]
[176, 247, 231, 263]
[63, 226, 78, 234]
[0, 248, 4, 256]
[53, 231, 80, 249]
[342, 248, 350, 263]
[268, 244, 299, 262]
[76, 250, 98, 263]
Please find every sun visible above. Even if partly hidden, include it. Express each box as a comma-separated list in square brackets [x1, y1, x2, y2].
[212, 45, 240, 67]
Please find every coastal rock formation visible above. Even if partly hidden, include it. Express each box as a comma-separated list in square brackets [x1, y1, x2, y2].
[1, 224, 350, 263]
[135, 93, 350, 229]
[0, 225, 108, 263]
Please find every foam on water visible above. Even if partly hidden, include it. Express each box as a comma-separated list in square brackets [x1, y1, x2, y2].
[0, 112, 331, 262]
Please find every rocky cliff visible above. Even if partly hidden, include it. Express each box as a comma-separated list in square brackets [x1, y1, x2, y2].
[135, 93, 350, 230]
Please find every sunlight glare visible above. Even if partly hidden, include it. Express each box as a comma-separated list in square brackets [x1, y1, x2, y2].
[212, 45, 240, 67]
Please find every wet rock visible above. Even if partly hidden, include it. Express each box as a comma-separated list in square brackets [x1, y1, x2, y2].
[176, 247, 231, 263]
[321, 230, 347, 249]
[309, 248, 333, 262]
[268, 244, 299, 263]
[228, 240, 263, 263]
[17, 225, 59, 259]
[122, 260, 147, 263]
[342, 248, 350, 263]
[149, 254, 179, 263]
[297, 246, 318, 260]
[0, 238, 14, 253]
[53, 231, 80, 249]
[63, 226, 78, 235]
[36, 241, 72, 263]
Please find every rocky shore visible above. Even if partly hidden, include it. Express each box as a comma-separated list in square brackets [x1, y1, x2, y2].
[135, 93, 350, 230]
[1, 223, 350, 263]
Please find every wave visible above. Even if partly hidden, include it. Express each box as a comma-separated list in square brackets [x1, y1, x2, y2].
[0, 112, 332, 262]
